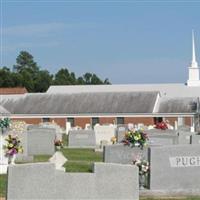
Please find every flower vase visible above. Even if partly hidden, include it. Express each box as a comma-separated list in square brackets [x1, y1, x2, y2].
[9, 154, 16, 165]
[56, 146, 61, 151]
[139, 174, 146, 189]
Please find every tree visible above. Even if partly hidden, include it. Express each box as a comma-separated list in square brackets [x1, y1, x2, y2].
[77, 77, 85, 85]
[83, 73, 93, 84]
[13, 51, 41, 92]
[0, 67, 15, 87]
[34, 70, 53, 92]
[13, 51, 39, 74]
[90, 74, 103, 84]
[1, 51, 111, 92]
[53, 68, 76, 85]
[103, 78, 111, 85]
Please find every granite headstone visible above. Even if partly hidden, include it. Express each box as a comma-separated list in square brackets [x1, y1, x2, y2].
[68, 130, 96, 148]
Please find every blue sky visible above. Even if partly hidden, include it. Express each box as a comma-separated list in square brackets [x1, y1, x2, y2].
[1, 1, 200, 84]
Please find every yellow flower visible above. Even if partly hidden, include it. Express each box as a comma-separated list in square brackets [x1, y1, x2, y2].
[9, 144, 13, 148]
[111, 136, 117, 144]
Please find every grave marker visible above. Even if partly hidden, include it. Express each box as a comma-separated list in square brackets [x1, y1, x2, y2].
[150, 144, 200, 191]
[68, 130, 96, 148]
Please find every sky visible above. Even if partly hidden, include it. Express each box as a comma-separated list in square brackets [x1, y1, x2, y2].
[1, 0, 200, 84]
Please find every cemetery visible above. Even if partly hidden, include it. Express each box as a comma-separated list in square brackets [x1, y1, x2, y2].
[0, 117, 200, 200]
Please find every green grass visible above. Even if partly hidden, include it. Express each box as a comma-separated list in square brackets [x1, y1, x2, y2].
[62, 134, 68, 146]
[61, 148, 103, 172]
[61, 148, 102, 162]
[0, 174, 7, 197]
[64, 161, 94, 172]
[33, 155, 51, 162]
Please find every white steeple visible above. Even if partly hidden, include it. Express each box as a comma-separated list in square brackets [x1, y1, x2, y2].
[187, 30, 200, 86]
[191, 30, 198, 68]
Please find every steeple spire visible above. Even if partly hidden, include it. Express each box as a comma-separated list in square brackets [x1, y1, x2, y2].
[191, 30, 198, 68]
[187, 30, 200, 86]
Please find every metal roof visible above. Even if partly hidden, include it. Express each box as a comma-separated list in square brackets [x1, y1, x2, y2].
[47, 84, 200, 98]
[0, 91, 158, 115]
[0, 105, 10, 115]
[157, 97, 197, 113]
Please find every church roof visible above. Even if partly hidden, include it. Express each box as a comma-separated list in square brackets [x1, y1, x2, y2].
[0, 105, 10, 115]
[0, 91, 158, 115]
[157, 97, 197, 114]
[47, 83, 200, 98]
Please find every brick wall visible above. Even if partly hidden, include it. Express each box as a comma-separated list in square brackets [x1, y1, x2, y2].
[99, 117, 115, 125]
[185, 117, 192, 126]
[12, 118, 42, 124]
[164, 117, 177, 127]
[124, 117, 154, 125]
[50, 118, 66, 128]
[74, 118, 91, 129]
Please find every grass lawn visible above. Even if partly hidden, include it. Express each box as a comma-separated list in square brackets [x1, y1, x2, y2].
[61, 148, 103, 172]
[0, 175, 7, 197]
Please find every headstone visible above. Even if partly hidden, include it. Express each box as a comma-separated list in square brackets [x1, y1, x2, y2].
[191, 134, 200, 144]
[0, 135, 8, 174]
[15, 131, 34, 163]
[68, 130, 96, 148]
[178, 117, 185, 126]
[66, 122, 71, 135]
[116, 126, 127, 143]
[49, 151, 67, 171]
[40, 123, 63, 140]
[177, 131, 196, 144]
[85, 123, 91, 130]
[104, 144, 148, 164]
[128, 123, 134, 130]
[27, 124, 40, 130]
[27, 128, 56, 155]
[94, 125, 116, 146]
[7, 162, 139, 200]
[150, 144, 200, 191]
[178, 125, 190, 132]
[148, 134, 178, 145]
[145, 129, 177, 135]
[7, 163, 56, 199]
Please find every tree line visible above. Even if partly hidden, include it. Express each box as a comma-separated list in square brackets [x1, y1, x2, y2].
[0, 51, 110, 92]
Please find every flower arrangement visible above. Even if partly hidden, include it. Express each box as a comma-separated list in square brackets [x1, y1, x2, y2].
[133, 157, 150, 189]
[133, 158, 150, 176]
[4, 134, 23, 157]
[110, 136, 117, 144]
[155, 121, 168, 130]
[54, 139, 63, 148]
[122, 129, 148, 149]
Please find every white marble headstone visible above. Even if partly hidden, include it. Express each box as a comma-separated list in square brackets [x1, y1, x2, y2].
[94, 124, 116, 145]
[0, 135, 8, 174]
